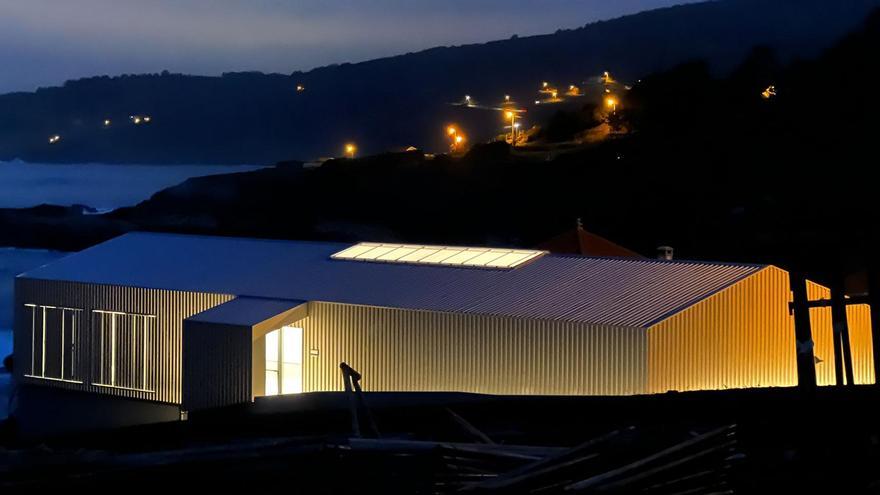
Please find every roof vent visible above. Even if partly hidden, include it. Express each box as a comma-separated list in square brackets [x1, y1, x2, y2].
[657, 246, 674, 261]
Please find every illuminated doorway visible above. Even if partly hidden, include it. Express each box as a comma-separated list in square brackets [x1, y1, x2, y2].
[264, 325, 303, 395]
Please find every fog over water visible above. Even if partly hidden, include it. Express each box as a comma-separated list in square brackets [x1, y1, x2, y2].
[0, 160, 265, 209]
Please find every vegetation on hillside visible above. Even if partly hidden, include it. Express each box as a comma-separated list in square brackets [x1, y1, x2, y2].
[0, 0, 877, 165]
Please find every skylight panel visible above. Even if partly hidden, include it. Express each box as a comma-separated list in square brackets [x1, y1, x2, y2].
[331, 243, 546, 270]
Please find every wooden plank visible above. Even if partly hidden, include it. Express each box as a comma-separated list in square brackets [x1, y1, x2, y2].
[446, 408, 495, 444]
[463, 428, 629, 491]
[564, 425, 734, 492]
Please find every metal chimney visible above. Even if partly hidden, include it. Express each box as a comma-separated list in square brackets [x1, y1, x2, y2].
[657, 246, 674, 261]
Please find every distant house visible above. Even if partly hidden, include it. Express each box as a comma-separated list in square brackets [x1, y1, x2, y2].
[537, 222, 644, 258]
[13, 233, 875, 434]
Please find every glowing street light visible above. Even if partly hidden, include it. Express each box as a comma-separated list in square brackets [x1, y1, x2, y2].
[505, 95, 511, 102]
[505, 110, 519, 144]
[103, 119, 111, 127]
[48, 134, 61, 144]
[296, 84, 305, 92]
[551, 90, 558, 99]
[761, 85, 777, 99]
[447, 125, 458, 136]
[344, 143, 357, 158]
[603, 71, 614, 84]
[605, 96, 618, 113]
[542, 82, 549, 89]
[464, 95, 472, 106]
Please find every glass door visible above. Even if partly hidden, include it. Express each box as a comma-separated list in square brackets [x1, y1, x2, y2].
[265, 325, 303, 396]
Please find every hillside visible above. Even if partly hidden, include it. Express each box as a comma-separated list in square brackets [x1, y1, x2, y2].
[0, 0, 878, 165]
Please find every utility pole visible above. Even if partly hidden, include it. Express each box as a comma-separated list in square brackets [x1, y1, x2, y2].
[830, 275, 855, 386]
[789, 271, 817, 391]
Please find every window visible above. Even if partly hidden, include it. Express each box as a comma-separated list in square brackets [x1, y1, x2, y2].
[24, 304, 83, 383]
[92, 310, 156, 393]
[265, 326, 303, 396]
[331, 243, 547, 270]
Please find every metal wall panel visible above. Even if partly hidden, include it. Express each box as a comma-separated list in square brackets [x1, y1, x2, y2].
[14, 277, 233, 405]
[648, 267, 799, 393]
[182, 321, 252, 411]
[806, 282, 875, 386]
[298, 302, 648, 396]
[647, 267, 876, 393]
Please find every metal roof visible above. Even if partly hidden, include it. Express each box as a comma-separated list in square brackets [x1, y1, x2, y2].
[186, 297, 306, 327]
[21, 232, 767, 327]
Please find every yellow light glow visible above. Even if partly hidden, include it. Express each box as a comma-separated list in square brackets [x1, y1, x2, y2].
[447, 126, 457, 135]
[505, 111, 515, 119]
[332, 242, 547, 269]
[542, 82, 549, 88]
[455, 135, 464, 144]
[344, 143, 357, 157]
[551, 90, 558, 99]
[505, 95, 510, 101]
[296, 84, 305, 92]
[606, 97, 617, 108]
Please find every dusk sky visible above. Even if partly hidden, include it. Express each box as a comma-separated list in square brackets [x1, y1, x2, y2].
[0, 0, 702, 93]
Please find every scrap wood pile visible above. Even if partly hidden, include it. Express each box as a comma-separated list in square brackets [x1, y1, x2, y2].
[335, 362, 741, 494]
[335, 424, 740, 494]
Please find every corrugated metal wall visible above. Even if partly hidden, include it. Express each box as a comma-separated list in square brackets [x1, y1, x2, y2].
[647, 266, 797, 393]
[182, 321, 252, 411]
[807, 282, 875, 385]
[647, 267, 876, 393]
[298, 302, 648, 396]
[14, 278, 233, 404]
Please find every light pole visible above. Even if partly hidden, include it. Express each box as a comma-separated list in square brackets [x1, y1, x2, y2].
[505, 111, 517, 144]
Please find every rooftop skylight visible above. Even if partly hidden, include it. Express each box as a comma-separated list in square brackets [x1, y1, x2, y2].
[331, 243, 546, 269]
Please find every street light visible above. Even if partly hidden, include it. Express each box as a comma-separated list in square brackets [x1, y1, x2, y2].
[605, 96, 618, 113]
[345, 143, 357, 158]
[505, 110, 518, 144]
[447, 125, 458, 136]
[103, 119, 111, 127]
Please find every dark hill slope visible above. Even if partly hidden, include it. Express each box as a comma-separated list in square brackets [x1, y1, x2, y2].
[1, 0, 878, 165]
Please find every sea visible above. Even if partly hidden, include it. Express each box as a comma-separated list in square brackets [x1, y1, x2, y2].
[0, 160, 266, 417]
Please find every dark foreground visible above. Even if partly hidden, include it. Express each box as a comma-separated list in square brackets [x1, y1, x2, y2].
[2, 386, 879, 493]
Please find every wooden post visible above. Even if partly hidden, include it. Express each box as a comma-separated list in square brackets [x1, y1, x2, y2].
[867, 269, 880, 386]
[789, 271, 817, 390]
[830, 276, 855, 386]
[340, 362, 361, 438]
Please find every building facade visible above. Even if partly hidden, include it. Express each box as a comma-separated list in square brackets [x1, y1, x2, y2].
[12, 233, 876, 434]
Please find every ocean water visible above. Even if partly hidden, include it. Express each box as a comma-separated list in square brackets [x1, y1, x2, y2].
[1, 248, 68, 418]
[0, 160, 264, 417]
[0, 160, 265, 210]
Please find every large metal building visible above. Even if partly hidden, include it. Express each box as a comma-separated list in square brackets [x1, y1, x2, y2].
[12, 232, 875, 434]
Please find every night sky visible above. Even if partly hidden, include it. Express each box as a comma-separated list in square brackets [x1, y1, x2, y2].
[0, 0, 702, 93]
